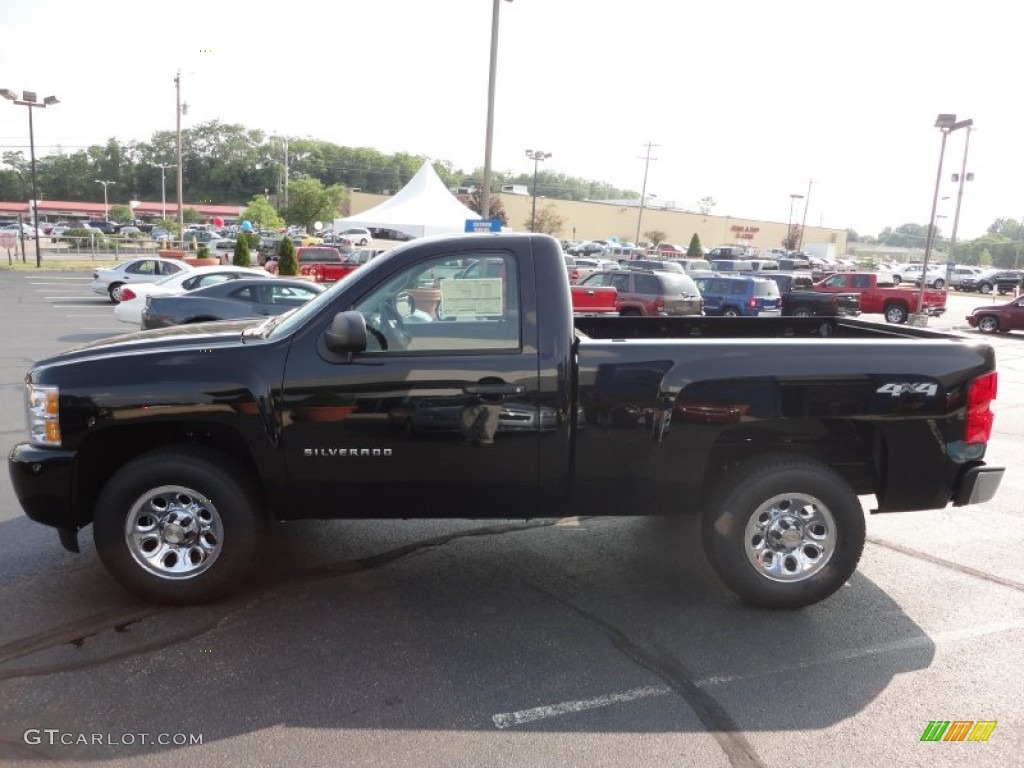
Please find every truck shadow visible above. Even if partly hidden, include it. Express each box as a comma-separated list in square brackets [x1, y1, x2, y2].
[0, 514, 935, 761]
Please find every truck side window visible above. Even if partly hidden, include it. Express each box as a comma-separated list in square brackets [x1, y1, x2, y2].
[852, 275, 871, 289]
[352, 252, 521, 354]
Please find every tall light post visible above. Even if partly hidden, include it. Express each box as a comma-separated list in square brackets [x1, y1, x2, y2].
[526, 149, 551, 232]
[154, 163, 176, 219]
[787, 193, 804, 250]
[948, 126, 974, 264]
[914, 114, 973, 322]
[634, 142, 659, 245]
[1, 88, 59, 268]
[95, 180, 115, 219]
[175, 70, 186, 243]
[480, 0, 513, 224]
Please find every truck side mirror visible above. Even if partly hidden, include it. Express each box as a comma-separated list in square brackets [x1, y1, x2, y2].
[324, 311, 368, 358]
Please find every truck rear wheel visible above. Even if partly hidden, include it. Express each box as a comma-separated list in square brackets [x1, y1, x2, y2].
[701, 454, 865, 609]
[883, 303, 908, 324]
[93, 446, 266, 604]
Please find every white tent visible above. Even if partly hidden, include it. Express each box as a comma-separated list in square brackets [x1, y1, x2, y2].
[333, 161, 481, 238]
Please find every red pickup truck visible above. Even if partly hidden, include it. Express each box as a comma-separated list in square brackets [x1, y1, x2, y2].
[570, 284, 618, 315]
[813, 271, 946, 324]
[297, 247, 385, 283]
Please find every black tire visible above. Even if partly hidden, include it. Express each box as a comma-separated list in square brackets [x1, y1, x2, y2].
[93, 446, 266, 604]
[701, 454, 865, 609]
[932, 278, 945, 289]
[791, 306, 814, 318]
[108, 282, 124, 304]
[883, 302, 908, 324]
[976, 314, 1000, 333]
[979, 282, 993, 295]
[891, 275, 901, 285]
[721, 307, 740, 317]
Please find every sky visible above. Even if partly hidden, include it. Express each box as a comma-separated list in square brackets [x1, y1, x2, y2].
[0, 0, 1021, 240]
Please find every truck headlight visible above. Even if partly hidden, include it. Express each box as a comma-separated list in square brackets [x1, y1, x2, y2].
[26, 384, 61, 446]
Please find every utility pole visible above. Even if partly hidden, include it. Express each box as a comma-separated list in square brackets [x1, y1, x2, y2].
[175, 70, 185, 244]
[94, 180, 115, 218]
[948, 126, 973, 263]
[283, 136, 289, 211]
[634, 142, 659, 246]
[796, 178, 814, 251]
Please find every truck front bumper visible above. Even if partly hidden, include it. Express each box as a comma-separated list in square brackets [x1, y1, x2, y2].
[952, 464, 1004, 506]
[8, 442, 79, 537]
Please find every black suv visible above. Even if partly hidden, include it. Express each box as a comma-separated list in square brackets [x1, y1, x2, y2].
[959, 270, 1024, 295]
[87, 220, 120, 234]
[580, 269, 702, 316]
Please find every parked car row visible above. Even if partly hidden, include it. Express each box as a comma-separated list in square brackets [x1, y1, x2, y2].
[88, 256, 325, 330]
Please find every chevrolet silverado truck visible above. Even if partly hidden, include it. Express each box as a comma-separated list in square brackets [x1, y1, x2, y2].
[9, 233, 1003, 609]
[812, 271, 946, 324]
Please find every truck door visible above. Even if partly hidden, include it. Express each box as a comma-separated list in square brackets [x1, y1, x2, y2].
[279, 248, 545, 519]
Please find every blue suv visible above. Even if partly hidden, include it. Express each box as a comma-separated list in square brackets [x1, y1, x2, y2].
[693, 275, 782, 317]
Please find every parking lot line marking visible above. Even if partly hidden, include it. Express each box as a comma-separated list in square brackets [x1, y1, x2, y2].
[692, 619, 1024, 689]
[493, 619, 1024, 729]
[492, 685, 671, 729]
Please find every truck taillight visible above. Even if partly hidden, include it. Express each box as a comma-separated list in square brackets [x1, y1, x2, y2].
[965, 371, 997, 444]
[654, 296, 665, 312]
[747, 297, 757, 308]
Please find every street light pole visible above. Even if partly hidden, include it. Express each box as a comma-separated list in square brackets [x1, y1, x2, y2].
[155, 164, 176, 220]
[915, 114, 973, 321]
[1, 89, 59, 268]
[525, 149, 551, 232]
[175, 70, 185, 244]
[634, 142, 659, 246]
[95, 180, 115, 219]
[480, 0, 513, 224]
[948, 126, 973, 264]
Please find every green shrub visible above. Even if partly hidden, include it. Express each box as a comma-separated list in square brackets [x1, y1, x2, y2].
[197, 244, 210, 259]
[277, 236, 298, 276]
[232, 235, 251, 267]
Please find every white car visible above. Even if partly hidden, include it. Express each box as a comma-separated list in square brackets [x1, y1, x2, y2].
[90, 257, 195, 303]
[336, 227, 373, 246]
[113, 265, 271, 325]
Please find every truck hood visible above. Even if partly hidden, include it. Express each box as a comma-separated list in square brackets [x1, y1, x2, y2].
[39, 318, 265, 365]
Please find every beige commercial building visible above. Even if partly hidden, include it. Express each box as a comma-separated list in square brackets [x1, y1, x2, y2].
[347, 191, 848, 255]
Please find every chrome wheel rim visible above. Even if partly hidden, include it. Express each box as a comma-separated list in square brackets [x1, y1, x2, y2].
[744, 493, 836, 582]
[979, 316, 998, 332]
[124, 485, 223, 580]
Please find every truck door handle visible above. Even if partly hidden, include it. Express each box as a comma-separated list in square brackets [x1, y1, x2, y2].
[463, 382, 525, 396]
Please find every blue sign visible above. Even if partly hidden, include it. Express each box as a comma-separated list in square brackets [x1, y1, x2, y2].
[465, 219, 501, 233]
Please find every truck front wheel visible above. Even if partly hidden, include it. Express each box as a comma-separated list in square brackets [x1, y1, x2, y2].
[93, 446, 266, 604]
[701, 455, 865, 609]
[883, 303, 908, 324]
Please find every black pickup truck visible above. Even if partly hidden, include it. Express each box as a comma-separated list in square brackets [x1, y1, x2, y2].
[9, 233, 1004, 609]
[763, 272, 861, 317]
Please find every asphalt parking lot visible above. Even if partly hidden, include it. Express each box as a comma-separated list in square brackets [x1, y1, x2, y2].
[0, 269, 1021, 768]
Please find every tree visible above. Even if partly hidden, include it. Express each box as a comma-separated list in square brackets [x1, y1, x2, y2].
[696, 196, 717, 215]
[987, 217, 1024, 240]
[276, 236, 297, 276]
[687, 233, 703, 258]
[108, 204, 132, 223]
[845, 228, 860, 243]
[182, 207, 203, 224]
[782, 225, 801, 251]
[242, 194, 284, 231]
[232, 234, 251, 267]
[284, 178, 347, 230]
[467, 188, 509, 225]
[526, 203, 567, 237]
[644, 230, 667, 246]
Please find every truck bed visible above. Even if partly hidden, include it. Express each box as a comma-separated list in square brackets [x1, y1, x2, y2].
[574, 314, 961, 341]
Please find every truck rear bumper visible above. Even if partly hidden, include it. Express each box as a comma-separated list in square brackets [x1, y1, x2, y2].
[8, 442, 78, 531]
[952, 464, 1004, 506]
